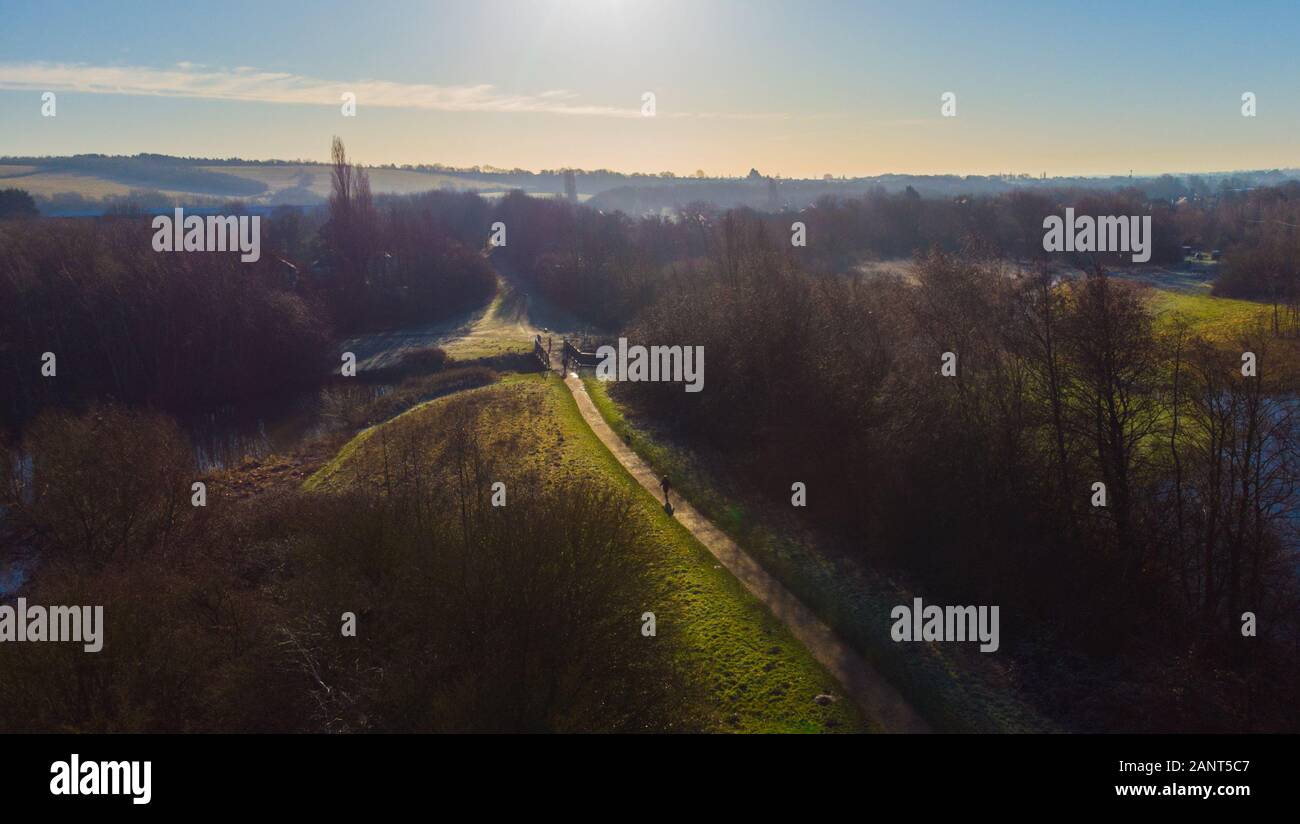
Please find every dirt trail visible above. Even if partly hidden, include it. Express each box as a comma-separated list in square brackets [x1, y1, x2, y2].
[340, 254, 584, 369]
[356, 268, 930, 731]
[561, 371, 930, 733]
[339, 276, 529, 370]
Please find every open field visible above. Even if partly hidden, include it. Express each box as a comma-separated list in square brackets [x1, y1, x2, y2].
[1149, 289, 1300, 387]
[0, 164, 39, 178]
[304, 374, 871, 732]
[0, 168, 142, 199]
[1150, 289, 1277, 338]
[1107, 263, 1217, 294]
[0, 161, 509, 207]
[196, 164, 505, 199]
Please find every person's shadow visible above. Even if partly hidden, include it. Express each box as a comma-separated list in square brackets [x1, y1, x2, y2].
[663, 500, 674, 516]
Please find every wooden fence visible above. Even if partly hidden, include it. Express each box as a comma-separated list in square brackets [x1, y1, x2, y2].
[561, 339, 601, 369]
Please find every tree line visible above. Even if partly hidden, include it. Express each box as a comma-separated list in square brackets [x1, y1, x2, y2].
[481, 181, 1300, 332]
[619, 218, 1299, 731]
[0, 139, 498, 431]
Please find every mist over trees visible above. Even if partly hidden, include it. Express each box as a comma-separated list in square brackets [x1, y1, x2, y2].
[480, 180, 1300, 333]
[0, 139, 497, 430]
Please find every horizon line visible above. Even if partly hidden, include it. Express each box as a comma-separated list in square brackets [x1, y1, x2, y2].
[4, 151, 1298, 184]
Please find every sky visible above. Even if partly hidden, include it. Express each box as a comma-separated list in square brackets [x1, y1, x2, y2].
[2, 0, 1300, 178]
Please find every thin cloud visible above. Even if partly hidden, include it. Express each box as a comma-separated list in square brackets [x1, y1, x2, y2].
[0, 61, 782, 120]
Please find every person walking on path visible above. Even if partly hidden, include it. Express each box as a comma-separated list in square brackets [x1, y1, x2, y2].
[660, 474, 672, 507]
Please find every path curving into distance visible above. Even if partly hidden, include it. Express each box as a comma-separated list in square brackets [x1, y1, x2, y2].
[561, 370, 931, 733]
[351, 266, 930, 731]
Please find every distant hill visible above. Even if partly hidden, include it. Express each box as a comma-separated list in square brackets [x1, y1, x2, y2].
[0, 154, 671, 214]
[588, 170, 1300, 215]
[0, 155, 508, 214]
[4, 153, 1298, 216]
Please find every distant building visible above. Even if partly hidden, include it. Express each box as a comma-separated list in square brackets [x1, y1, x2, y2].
[563, 170, 578, 203]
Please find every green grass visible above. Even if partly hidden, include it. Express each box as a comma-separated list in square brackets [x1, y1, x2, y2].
[341, 274, 575, 368]
[583, 375, 1053, 733]
[1149, 290, 1300, 388]
[435, 292, 533, 360]
[305, 373, 870, 732]
[1150, 290, 1275, 339]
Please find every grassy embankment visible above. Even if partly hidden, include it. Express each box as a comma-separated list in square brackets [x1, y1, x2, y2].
[305, 373, 869, 733]
[581, 375, 1051, 733]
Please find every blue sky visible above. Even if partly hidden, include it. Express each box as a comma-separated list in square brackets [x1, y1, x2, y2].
[2, 0, 1299, 176]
